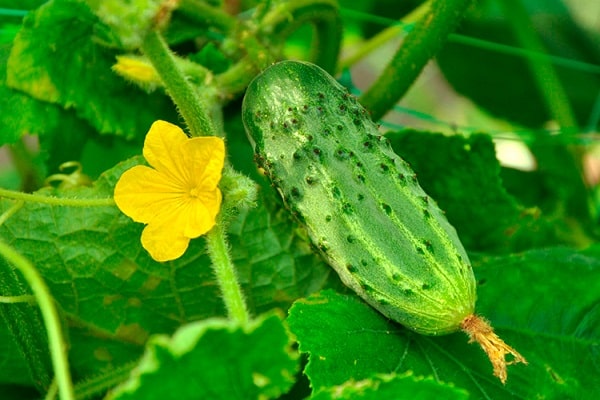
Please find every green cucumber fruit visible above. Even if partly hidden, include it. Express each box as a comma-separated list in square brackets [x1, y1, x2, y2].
[242, 60, 525, 381]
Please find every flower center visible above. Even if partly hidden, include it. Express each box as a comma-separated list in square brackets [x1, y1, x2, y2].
[189, 187, 201, 198]
[189, 188, 206, 199]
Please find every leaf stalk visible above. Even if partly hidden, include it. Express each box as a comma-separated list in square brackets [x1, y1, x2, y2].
[141, 30, 218, 138]
[0, 241, 74, 400]
[205, 220, 250, 325]
[359, 0, 472, 120]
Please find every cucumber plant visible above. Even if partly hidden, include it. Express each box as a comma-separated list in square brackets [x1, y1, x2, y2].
[242, 60, 527, 383]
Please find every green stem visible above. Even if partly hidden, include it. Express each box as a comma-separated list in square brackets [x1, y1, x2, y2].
[0, 188, 114, 207]
[44, 379, 58, 400]
[73, 361, 137, 400]
[500, 0, 577, 130]
[178, 0, 235, 33]
[360, 0, 472, 121]
[260, 0, 343, 74]
[0, 200, 23, 226]
[204, 220, 249, 325]
[141, 30, 217, 138]
[0, 241, 74, 400]
[501, 0, 591, 222]
[338, 1, 429, 72]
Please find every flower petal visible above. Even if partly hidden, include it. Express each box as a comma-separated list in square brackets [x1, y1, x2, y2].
[184, 136, 225, 190]
[182, 188, 222, 238]
[141, 221, 190, 262]
[140, 191, 216, 261]
[143, 120, 190, 183]
[114, 165, 182, 223]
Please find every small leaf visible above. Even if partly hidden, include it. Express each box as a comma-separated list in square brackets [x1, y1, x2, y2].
[311, 372, 468, 400]
[6, 0, 177, 138]
[288, 246, 600, 398]
[106, 312, 299, 400]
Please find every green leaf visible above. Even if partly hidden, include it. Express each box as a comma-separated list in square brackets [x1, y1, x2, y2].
[106, 312, 298, 400]
[0, 43, 92, 147]
[6, 0, 178, 138]
[0, 384, 38, 400]
[67, 326, 142, 384]
[0, 156, 330, 383]
[76, 135, 143, 179]
[0, 319, 38, 386]
[387, 130, 556, 251]
[189, 42, 231, 74]
[229, 189, 334, 314]
[311, 372, 468, 400]
[84, 0, 164, 49]
[0, 1, 46, 8]
[288, 246, 600, 398]
[0, 258, 51, 391]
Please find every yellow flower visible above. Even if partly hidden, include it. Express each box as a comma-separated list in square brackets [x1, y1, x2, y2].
[114, 120, 225, 262]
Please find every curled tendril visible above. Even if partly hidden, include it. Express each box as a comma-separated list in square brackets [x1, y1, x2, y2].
[44, 161, 92, 189]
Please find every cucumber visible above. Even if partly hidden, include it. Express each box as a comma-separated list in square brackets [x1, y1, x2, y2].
[242, 60, 525, 381]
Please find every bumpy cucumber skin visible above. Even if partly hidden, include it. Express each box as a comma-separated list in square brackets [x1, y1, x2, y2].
[242, 61, 476, 335]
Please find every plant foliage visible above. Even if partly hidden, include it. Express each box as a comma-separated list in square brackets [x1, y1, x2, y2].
[0, 0, 598, 399]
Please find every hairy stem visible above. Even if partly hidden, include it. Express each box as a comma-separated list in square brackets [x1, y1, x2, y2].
[0, 188, 114, 207]
[141, 30, 218, 138]
[0, 241, 74, 400]
[360, 0, 472, 120]
[204, 220, 250, 325]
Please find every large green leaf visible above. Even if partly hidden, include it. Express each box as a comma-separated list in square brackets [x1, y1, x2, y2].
[311, 372, 468, 400]
[0, 43, 93, 148]
[387, 130, 558, 252]
[106, 312, 298, 400]
[0, 156, 330, 386]
[0, 385, 38, 400]
[287, 246, 600, 399]
[6, 0, 177, 138]
[0, 319, 39, 386]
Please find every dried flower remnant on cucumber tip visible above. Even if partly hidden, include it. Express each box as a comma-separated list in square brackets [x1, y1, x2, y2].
[461, 314, 527, 384]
